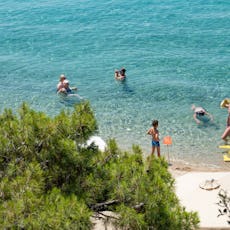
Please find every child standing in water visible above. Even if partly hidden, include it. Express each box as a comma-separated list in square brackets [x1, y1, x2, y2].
[147, 120, 161, 157]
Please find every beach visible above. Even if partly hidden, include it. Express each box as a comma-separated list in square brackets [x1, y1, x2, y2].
[1, 0, 229, 227]
[91, 160, 230, 230]
[172, 161, 230, 229]
[156, 159, 230, 229]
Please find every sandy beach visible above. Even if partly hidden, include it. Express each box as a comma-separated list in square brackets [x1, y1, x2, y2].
[169, 161, 230, 229]
[92, 160, 230, 230]
[176, 171, 230, 229]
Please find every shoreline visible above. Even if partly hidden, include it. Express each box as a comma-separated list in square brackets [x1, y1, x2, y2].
[167, 159, 230, 178]
[93, 135, 230, 173]
[108, 135, 230, 172]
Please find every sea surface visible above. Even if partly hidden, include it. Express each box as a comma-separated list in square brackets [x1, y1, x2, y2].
[0, 0, 229, 168]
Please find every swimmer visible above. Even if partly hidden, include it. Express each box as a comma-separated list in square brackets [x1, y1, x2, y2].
[114, 68, 126, 80]
[191, 104, 213, 124]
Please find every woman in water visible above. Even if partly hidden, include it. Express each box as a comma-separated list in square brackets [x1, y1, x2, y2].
[57, 79, 77, 95]
[114, 68, 126, 80]
[57, 74, 66, 91]
[221, 103, 230, 140]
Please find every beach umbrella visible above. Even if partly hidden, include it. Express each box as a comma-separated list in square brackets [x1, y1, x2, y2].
[163, 136, 172, 165]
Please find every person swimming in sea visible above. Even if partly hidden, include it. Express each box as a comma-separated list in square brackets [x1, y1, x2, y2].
[114, 68, 126, 80]
[191, 104, 213, 124]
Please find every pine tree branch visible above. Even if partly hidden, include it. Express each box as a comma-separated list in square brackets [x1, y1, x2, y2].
[90, 200, 119, 211]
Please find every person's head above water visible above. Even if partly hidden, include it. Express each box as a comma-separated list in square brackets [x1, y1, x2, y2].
[152, 120, 158, 127]
[121, 68, 126, 73]
[59, 74, 66, 81]
[63, 79, 69, 85]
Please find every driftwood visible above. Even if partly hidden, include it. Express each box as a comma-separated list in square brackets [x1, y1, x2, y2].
[90, 199, 145, 213]
[92, 211, 119, 220]
[90, 200, 119, 211]
[133, 202, 145, 212]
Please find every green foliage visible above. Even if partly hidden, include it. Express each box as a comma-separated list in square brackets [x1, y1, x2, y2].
[32, 188, 92, 230]
[0, 102, 199, 229]
[0, 161, 44, 229]
[102, 145, 199, 230]
[115, 204, 147, 229]
[0, 163, 91, 229]
[0, 102, 95, 229]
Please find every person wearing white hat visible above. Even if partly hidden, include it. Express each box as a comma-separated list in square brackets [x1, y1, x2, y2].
[57, 78, 77, 95]
[56, 74, 66, 91]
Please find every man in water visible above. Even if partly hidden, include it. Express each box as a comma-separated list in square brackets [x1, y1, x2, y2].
[191, 104, 213, 124]
[57, 79, 77, 95]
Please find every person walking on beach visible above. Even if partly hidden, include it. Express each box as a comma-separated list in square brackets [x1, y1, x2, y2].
[147, 120, 161, 157]
[191, 104, 213, 124]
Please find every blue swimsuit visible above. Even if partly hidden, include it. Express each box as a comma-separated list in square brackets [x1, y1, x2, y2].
[152, 140, 160, 147]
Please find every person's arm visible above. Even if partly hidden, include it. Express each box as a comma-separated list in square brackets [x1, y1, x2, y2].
[147, 128, 152, 135]
[227, 115, 230, 127]
[193, 113, 200, 124]
[57, 83, 62, 91]
[70, 86, 77, 90]
[224, 104, 229, 108]
[57, 88, 67, 95]
[114, 70, 119, 78]
[226, 104, 230, 114]
[203, 108, 213, 121]
[206, 112, 213, 121]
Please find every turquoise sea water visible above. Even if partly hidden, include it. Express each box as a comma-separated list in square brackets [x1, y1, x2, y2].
[0, 0, 229, 168]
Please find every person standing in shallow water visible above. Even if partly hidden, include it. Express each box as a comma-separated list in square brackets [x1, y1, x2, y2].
[57, 74, 66, 91]
[221, 103, 230, 141]
[114, 67, 126, 80]
[147, 120, 161, 157]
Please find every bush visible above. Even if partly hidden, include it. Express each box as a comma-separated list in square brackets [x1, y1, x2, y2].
[0, 102, 199, 229]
